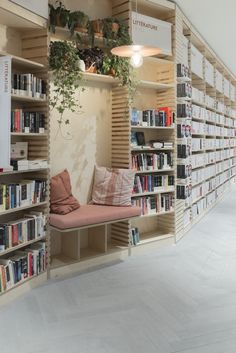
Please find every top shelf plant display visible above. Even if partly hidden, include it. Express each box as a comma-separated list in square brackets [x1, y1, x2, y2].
[48, 1, 137, 129]
[48, 1, 131, 48]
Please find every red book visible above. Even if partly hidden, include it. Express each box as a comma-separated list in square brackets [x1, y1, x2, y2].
[28, 252, 33, 276]
[159, 107, 172, 127]
[11, 224, 19, 247]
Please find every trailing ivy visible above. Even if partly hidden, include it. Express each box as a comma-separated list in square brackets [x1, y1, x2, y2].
[49, 40, 84, 127]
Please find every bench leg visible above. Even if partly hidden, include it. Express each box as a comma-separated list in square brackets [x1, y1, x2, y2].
[61, 230, 80, 260]
[88, 225, 107, 253]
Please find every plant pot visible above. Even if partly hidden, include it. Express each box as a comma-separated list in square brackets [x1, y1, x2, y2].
[108, 68, 116, 76]
[112, 22, 119, 33]
[86, 64, 97, 73]
[74, 26, 88, 33]
[91, 19, 104, 37]
[55, 11, 69, 28]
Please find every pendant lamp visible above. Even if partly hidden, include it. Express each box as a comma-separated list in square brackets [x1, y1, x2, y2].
[111, 0, 161, 68]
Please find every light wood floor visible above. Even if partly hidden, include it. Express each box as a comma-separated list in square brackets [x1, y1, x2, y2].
[1, 189, 236, 353]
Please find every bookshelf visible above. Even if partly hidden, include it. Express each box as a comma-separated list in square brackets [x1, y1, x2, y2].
[110, 1, 176, 251]
[0, 8, 49, 299]
[175, 5, 236, 240]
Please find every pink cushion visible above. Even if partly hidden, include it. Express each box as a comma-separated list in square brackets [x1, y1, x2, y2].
[50, 169, 80, 215]
[92, 165, 135, 206]
[50, 204, 141, 230]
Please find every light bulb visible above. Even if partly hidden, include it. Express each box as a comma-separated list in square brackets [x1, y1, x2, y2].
[130, 52, 143, 68]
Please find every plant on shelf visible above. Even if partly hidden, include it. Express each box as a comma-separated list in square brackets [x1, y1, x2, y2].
[101, 54, 139, 109]
[49, 1, 70, 33]
[49, 40, 85, 128]
[103, 17, 132, 47]
[68, 10, 90, 36]
[77, 47, 104, 73]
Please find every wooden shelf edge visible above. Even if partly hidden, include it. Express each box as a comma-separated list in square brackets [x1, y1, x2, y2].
[0, 236, 46, 257]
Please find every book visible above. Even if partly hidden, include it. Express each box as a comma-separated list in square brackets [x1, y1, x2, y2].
[136, 132, 145, 146]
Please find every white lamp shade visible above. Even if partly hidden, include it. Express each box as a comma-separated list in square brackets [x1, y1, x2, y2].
[111, 45, 161, 57]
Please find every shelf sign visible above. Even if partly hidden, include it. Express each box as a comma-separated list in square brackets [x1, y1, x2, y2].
[131, 12, 172, 56]
[0, 57, 11, 168]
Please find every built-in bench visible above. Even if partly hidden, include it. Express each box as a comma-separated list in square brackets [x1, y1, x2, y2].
[50, 204, 141, 263]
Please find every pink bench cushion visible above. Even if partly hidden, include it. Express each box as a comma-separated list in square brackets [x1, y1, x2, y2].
[50, 204, 141, 230]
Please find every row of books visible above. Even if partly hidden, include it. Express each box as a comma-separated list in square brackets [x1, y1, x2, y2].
[177, 184, 192, 199]
[0, 180, 47, 211]
[177, 63, 190, 80]
[130, 228, 140, 246]
[11, 110, 46, 134]
[0, 242, 46, 293]
[133, 175, 174, 194]
[177, 83, 192, 98]
[12, 73, 46, 99]
[177, 144, 191, 158]
[131, 152, 173, 171]
[177, 164, 192, 179]
[0, 211, 46, 252]
[131, 193, 174, 216]
[131, 107, 174, 127]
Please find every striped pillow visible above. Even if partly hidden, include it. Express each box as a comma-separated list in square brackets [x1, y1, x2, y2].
[92, 166, 135, 206]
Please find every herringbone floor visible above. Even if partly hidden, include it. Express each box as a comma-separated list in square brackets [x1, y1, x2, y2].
[1, 190, 236, 353]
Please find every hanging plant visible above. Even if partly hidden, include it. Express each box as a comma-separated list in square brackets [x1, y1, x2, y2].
[49, 40, 85, 127]
[100, 54, 139, 110]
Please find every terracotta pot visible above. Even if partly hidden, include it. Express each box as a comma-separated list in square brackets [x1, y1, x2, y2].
[108, 68, 116, 76]
[92, 20, 103, 37]
[86, 64, 97, 73]
[112, 22, 119, 33]
[74, 26, 88, 33]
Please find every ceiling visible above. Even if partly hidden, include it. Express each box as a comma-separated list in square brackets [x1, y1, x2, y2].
[173, 0, 236, 76]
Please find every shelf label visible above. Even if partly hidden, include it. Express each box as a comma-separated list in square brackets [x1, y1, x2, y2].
[131, 12, 172, 56]
[0, 56, 11, 168]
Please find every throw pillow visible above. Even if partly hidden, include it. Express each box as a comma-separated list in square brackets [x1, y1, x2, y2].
[50, 169, 80, 215]
[92, 165, 135, 206]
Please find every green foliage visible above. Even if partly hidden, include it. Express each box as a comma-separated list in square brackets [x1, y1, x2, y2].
[49, 41, 84, 126]
[101, 54, 139, 109]
[102, 17, 132, 47]
[49, 1, 70, 33]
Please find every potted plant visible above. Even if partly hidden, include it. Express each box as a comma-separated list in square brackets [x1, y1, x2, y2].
[101, 54, 139, 108]
[49, 1, 70, 33]
[49, 40, 84, 127]
[91, 19, 104, 37]
[68, 11, 89, 35]
[77, 47, 104, 73]
[116, 19, 132, 46]
[102, 17, 120, 40]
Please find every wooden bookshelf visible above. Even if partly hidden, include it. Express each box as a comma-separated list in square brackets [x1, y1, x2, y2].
[0, 15, 50, 300]
[0, 236, 46, 257]
[11, 94, 47, 103]
[0, 202, 48, 216]
[110, 1, 176, 251]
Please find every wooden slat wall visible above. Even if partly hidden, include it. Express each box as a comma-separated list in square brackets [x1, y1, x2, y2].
[21, 29, 49, 66]
[110, 0, 131, 247]
[111, 85, 131, 246]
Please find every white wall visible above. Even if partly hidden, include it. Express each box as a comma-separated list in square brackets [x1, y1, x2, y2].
[9, 0, 48, 18]
[50, 0, 113, 204]
[175, 0, 236, 76]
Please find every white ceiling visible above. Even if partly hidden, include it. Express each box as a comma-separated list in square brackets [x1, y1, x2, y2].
[173, 0, 236, 76]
